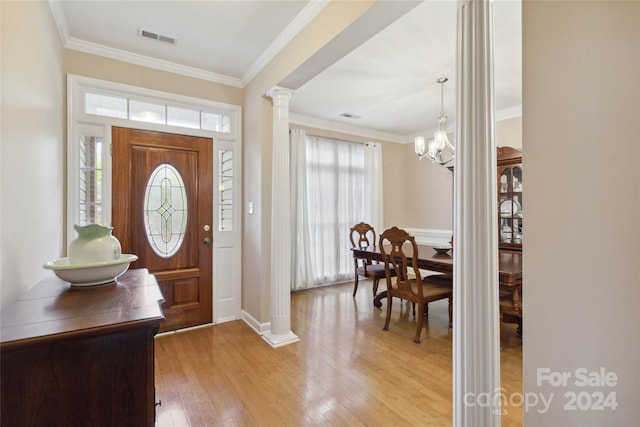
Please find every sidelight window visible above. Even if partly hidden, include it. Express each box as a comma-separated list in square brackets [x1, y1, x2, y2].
[218, 150, 233, 231]
[78, 134, 104, 225]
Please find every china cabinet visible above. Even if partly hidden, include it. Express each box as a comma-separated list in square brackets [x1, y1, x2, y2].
[497, 146, 523, 251]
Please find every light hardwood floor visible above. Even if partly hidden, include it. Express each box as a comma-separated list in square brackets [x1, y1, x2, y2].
[155, 280, 523, 426]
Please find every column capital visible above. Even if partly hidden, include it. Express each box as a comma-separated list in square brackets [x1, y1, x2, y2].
[266, 86, 294, 102]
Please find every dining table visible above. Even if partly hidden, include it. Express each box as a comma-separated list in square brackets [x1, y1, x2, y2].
[351, 244, 522, 308]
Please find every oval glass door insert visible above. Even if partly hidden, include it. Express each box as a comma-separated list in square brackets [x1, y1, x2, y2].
[143, 163, 188, 258]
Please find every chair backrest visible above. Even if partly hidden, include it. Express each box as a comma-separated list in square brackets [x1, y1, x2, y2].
[350, 222, 376, 250]
[379, 226, 423, 297]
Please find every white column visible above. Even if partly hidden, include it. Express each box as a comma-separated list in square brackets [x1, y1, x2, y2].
[453, 1, 500, 426]
[263, 87, 300, 348]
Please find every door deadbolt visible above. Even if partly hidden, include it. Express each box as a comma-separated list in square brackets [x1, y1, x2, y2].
[203, 225, 211, 232]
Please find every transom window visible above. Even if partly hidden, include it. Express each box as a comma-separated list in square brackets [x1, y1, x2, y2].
[85, 92, 231, 133]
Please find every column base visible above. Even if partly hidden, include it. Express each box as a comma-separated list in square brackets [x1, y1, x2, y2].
[262, 330, 300, 348]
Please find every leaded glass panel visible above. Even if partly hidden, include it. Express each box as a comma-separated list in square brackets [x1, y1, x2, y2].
[144, 163, 188, 258]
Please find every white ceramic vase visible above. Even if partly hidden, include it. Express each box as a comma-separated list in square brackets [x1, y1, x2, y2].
[68, 224, 122, 264]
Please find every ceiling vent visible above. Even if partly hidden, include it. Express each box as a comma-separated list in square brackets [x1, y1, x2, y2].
[137, 28, 178, 45]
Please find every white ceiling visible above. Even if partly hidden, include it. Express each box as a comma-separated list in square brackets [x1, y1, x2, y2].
[50, 0, 521, 142]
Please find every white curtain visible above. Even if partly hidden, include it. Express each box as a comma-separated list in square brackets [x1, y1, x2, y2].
[291, 131, 383, 290]
[363, 142, 384, 234]
[290, 128, 314, 290]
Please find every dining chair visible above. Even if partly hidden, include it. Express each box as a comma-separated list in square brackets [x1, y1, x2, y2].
[349, 222, 393, 297]
[379, 226, 453, 343]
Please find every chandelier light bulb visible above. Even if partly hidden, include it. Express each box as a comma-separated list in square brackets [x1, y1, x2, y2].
[414, 135, 426, 156]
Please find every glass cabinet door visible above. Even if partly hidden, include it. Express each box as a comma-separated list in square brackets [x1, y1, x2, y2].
[498, 164, 523, 248]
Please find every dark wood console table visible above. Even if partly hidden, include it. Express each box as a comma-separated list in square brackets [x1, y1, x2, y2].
[0, 268, 165, 427]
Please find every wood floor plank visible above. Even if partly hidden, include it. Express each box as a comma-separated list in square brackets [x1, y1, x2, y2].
[155, 281, 522, 426]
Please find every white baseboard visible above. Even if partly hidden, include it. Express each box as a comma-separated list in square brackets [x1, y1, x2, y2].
[241, 309, 270, 335]
[215, 315, 238, 324]
[242, 310, 301, 347]
[154, 314, 262, 338]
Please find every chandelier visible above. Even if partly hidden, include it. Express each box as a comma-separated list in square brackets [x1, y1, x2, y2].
[414, 77, 455, 165]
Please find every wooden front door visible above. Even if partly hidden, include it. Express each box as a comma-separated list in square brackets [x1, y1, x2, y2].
[112, 127, 213, 332]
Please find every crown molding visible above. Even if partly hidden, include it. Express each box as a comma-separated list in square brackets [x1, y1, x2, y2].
[64, 37, 243, 88]
[293, 105, 524, 145]
[48, 0, 70, 43]
[290, 112, 409, 144]
[242, 1, 329, 86]
[50, 0, 326, 89]
[49, 0, 521, 130]
[49, 0, 241, 87]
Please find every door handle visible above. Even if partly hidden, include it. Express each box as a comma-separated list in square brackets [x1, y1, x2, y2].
[203, 237, 212, 245]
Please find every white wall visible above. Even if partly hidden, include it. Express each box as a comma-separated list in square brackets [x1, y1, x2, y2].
[523, 2, 640, 425]
[241, 1, 395, 324]
[1, 1, 65, 308]
[496, 116, 522, 150]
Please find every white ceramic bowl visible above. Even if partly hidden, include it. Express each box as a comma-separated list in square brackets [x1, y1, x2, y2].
[43, 254, 138, 287]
